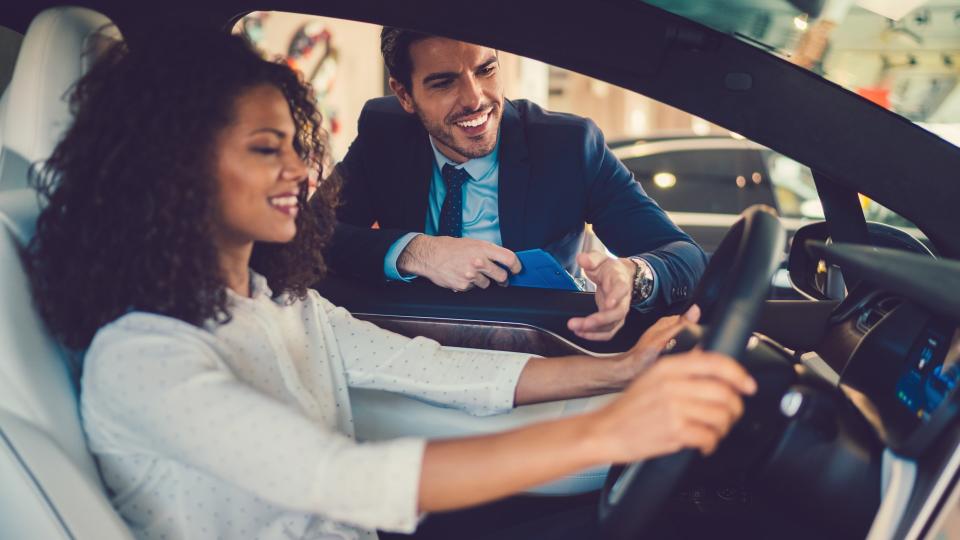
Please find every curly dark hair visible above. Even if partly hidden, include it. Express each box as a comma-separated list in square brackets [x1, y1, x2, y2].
[27, 26, 339, 350]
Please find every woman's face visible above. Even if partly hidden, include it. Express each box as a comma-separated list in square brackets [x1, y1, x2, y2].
[214, 84, 308, 248]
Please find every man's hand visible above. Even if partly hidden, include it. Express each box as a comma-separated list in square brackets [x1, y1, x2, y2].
[397, 235, 522, 291]
[567, 252, 637, 341]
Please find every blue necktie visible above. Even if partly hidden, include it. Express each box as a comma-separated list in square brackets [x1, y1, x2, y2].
[438, 163, 472, 238]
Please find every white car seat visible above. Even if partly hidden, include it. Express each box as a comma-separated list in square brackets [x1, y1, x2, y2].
[0, 87, 31, 193]
[0, 7, 132, 539]
[0, 90, 6, 152]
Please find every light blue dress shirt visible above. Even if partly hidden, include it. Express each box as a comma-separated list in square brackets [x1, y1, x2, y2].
[380, 136, 658, 307]
[383, 137, 502, 280]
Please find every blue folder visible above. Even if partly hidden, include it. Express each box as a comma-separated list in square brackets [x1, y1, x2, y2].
[508, 249, 583, 291]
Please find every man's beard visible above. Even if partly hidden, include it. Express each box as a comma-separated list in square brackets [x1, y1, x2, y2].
[413, 101, 499, 161]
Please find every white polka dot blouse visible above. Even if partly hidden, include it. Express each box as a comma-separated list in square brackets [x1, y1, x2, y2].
[81, 270, 530, 540]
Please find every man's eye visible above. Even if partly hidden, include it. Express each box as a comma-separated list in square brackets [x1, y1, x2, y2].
[252, 147, 280, 155]
[480, 65, 497, 75]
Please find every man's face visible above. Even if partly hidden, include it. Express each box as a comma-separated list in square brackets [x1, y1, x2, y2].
[391, 37, 503, 163]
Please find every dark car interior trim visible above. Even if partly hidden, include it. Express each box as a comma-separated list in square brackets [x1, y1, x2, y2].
[811, 242, 960, 321]
[316, 275, 664, 354]
[811, 170, 870, 288]
[353, 314, 598, 358]
[754, 299, 840, 352]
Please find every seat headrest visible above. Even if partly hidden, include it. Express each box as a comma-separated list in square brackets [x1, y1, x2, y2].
[2, 7, 119, 165]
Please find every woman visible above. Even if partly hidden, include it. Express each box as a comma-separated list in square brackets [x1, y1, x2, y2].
[27, 27, 754, 540]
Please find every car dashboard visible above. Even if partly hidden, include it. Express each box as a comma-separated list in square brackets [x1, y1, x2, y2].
[795, 242, 960, 539]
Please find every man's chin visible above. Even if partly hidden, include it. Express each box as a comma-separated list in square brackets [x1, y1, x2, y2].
[454, 134, 497, 159]
[433, 129, 497, 160]
[458, 147, 495, 160]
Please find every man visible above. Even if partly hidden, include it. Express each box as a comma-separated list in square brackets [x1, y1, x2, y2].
[324, 27, 706, 341]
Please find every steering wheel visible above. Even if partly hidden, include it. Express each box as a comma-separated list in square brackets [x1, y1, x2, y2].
[597, 205, 785, 539]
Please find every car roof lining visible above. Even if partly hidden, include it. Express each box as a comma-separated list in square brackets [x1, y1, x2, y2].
[6, 0, 960, 257]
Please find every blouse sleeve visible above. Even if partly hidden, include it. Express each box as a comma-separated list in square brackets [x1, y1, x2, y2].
[312, 292, 530, 416]
[81, 315, 424, 533]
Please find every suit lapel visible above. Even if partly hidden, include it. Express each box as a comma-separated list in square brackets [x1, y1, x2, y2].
[398, 127, 434, 231]
[497, 100, 531, 251]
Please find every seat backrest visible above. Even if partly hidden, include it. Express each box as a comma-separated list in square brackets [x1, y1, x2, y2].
[0, 90, 6, 150]
[0, 189, 90, 467]
[0, 7, 117, 190]
[0, 87, 31, 194]
[0, 192, 132, 540]
[0, 7, 132, 539]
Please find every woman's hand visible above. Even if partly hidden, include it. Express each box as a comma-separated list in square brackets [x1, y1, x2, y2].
[418, 342, 755, 514]
[614, 305, 701, 382]
[590, 349, 756, 462]
[635, 304, 700, 352]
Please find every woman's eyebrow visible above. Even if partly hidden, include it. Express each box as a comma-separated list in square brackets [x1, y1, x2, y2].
[248, 127, 286, 138]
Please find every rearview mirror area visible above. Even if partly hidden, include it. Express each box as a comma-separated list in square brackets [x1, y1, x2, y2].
[788, 221, 935, 301]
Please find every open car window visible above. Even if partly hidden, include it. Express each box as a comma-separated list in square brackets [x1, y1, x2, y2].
[233, 10, 929, 256]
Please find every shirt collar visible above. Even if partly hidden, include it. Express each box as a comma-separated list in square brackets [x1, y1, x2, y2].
[249, 270, 272, 299]
[226, 269, 273, 303]
[428, 135, 500, 181]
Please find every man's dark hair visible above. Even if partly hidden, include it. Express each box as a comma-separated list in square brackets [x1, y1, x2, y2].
[380, 26, 434, 91]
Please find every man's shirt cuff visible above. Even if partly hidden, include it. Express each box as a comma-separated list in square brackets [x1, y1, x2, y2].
[384, 232, 422, 281]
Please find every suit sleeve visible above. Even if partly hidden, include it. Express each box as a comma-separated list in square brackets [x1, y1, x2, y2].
[320, 106, 417, 282]
[581, 120, 707, 307]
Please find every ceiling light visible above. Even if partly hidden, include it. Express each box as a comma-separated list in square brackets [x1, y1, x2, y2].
[653, 172, 677, 189]
[794, 15, 809, 31]
[691, 117, 711, 136]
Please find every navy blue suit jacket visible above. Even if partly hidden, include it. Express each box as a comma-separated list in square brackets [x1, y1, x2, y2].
[323, 97, 706, 307]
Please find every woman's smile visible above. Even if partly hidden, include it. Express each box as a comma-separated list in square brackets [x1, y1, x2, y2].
[267, 193, 299, 216]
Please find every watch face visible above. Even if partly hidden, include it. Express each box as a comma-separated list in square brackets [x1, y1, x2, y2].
[631, 258, 654, 302]
[640, 278, 653, 299]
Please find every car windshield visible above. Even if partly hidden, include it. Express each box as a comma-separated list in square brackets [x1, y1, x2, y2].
[643, 0, 960, 149]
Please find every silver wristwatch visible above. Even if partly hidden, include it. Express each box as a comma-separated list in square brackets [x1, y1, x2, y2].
[629, 257, 655, 305]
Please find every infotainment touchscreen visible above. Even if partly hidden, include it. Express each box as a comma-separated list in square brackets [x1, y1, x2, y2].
[895, 326, 960, 423]
[839, 303, 960, 455]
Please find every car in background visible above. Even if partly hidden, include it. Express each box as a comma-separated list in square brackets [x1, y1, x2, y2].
[604, 134, 928, 298]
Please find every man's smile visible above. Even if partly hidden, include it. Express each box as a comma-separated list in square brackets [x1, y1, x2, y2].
[452, 107, 496, 137]
[454, 110, 490, 128]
